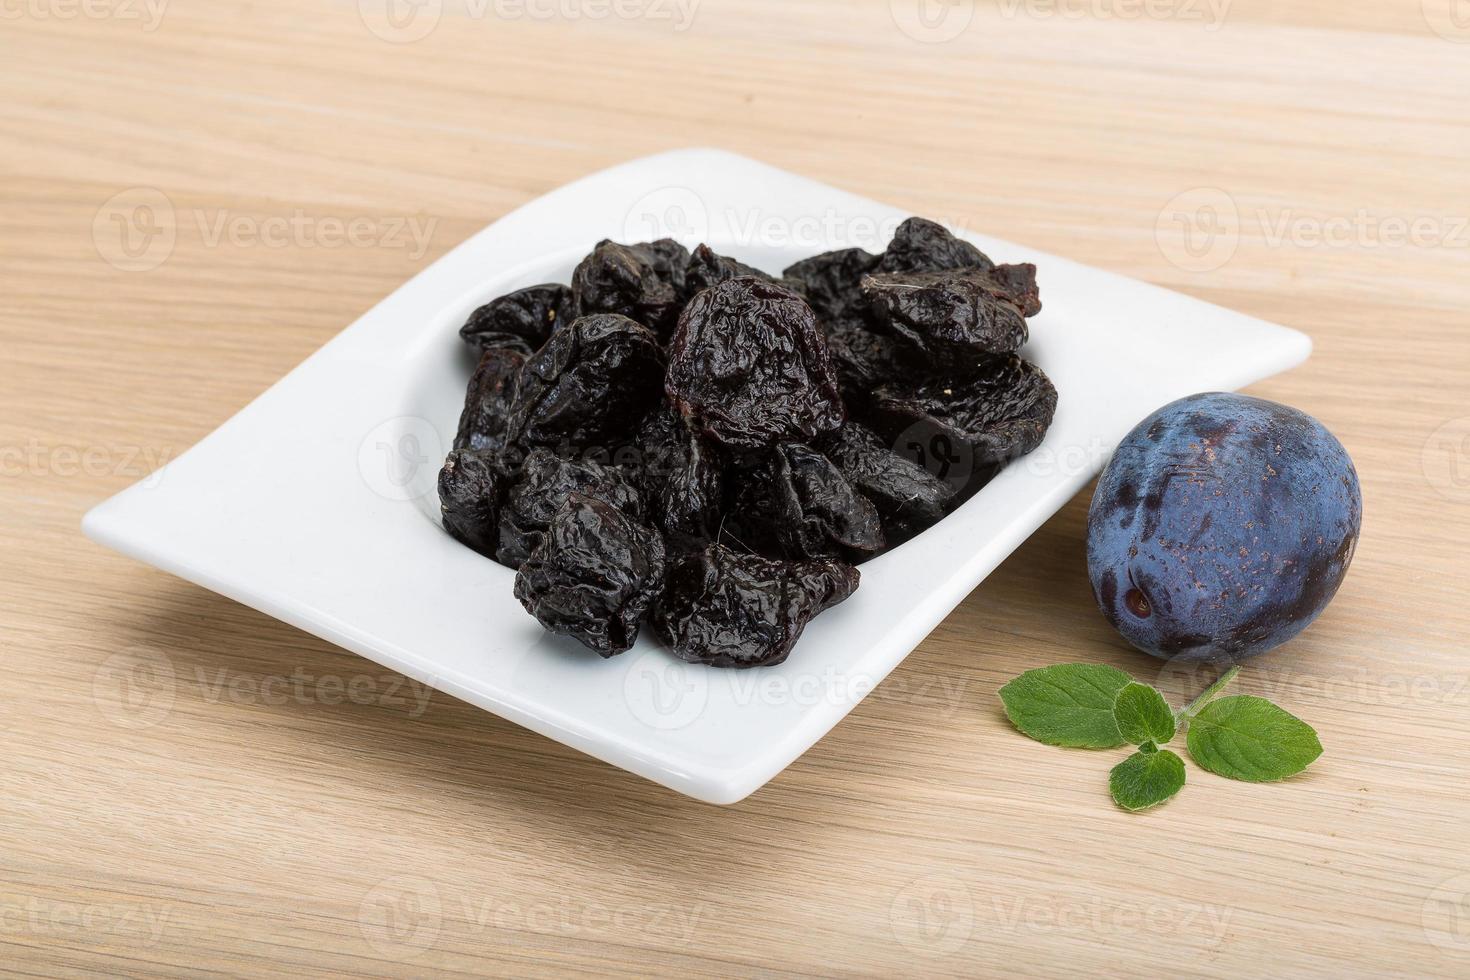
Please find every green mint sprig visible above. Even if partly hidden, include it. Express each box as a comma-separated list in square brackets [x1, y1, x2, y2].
[999, 664, 1322, 812]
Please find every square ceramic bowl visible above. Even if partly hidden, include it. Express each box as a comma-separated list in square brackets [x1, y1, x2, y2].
[83, 149, 1311, 803]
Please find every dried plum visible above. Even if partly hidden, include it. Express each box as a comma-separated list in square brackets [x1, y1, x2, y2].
[571, 239, 687, 337]
[782, 247, 880, 323]
[865, 353, 1058, 499]
[725, 443, 884, 562]
[442, 219, 1058, 670]
[684, 244, 778, 298]
[514, 495, 666, 656]
[497, 449, 645, 569]
[651, 544, 859, 668]
[438, 448, 505, 559]
[454, 347, 525, 455]
[666, 277, 845, 450]
[864, 267, 1030, 360]
[821, 422, 955, 543]
[878, 217, 993, 275]
[459, 284, 573, 356]
[988, 262, 1042, 318]
[655, 433, 723, 552]
[825, 317, 909, 402]
[511, 313, 664, 455]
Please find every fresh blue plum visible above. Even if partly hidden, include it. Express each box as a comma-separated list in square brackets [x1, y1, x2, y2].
[1087, 392, 1361, 663]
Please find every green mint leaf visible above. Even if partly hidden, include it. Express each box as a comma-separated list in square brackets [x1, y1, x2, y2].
[1109, 749, 1186, 812]
[1112, 682, 1176, 746]
[999, 664, 1133, 748]
[1185, 695, 1323, 782]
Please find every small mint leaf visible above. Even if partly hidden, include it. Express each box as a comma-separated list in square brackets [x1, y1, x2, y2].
[1185, 695, 1323, 782]
[999, 664, 1132, 748]
[1112, 683, 1176, 746]
[1139, 741, 1158, 754]
[1110, 749, 1186, 811]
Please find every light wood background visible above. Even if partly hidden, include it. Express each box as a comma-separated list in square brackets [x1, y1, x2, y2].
[4, 0, 1469, 976]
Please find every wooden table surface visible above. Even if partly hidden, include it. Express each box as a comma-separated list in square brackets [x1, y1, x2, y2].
[4, 0, 1469, 975]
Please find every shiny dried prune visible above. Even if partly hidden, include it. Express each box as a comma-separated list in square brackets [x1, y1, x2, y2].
[497, 449, 645, 569]
[571, 239, 687, 338]
[620, 408, 723, 552]
[656, 433, 724, 552]
[454, 347, 525, 455]
[510, 313, 664, 455]
[514, 495, 666, 656]
[725, 443, 884, 562]
[438, 448, 505, 559]
[782, 247, 880, 323]
[825, 317, 909, 403]
[865, 353, 1058, 498]
[878, 217, 993, 274]
[820, 422, 955, 543]
[666, 277, 845, 451]
[684, 244, 777, 298]
[459, 283, 573, 356]
[651, 544, 858, 668]
[987, 263, 1042, 318]
[864, 267, 1030, 360]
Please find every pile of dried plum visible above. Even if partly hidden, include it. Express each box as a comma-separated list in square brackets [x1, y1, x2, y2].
[439, 218, 1057, 668]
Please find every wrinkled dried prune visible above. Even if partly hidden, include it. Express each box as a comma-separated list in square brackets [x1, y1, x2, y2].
[864, 267, 1030, 360]
[571, 239, 687, 337]
[666, 277, 845, 450]
[782, 247, 880, 323]
[438, 448, 505, 559]
[454, 347, 525, 455]
[987, 263, 1042, 318]
[497, 449, 645, 569]
[656, 433, 723, 552]
[825, 317, 908, 403]
[514, 495, 666, 656]
[878, 217, 993, 275]
[821, 422, 955, 543]
[651, 544, 858, 668]
[684, 244, 779, 298]
[459, 284, 574, 356]
[725, 443, 884, 562]
[865, 354, 1058, 498]
[510, 313, 664, 455]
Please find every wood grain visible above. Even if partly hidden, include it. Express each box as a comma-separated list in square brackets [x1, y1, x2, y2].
[3, 1, 1468, 975]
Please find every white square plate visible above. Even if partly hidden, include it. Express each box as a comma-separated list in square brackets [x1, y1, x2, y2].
[84, 149, 1310, 804]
